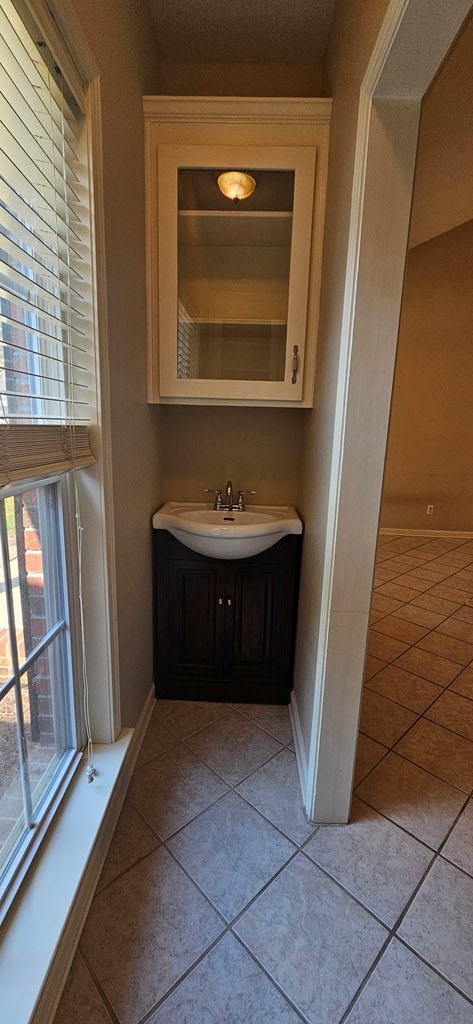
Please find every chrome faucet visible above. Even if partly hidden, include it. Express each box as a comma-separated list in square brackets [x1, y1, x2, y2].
[204, 482, 255, 511]
[225, 480, 234, 507]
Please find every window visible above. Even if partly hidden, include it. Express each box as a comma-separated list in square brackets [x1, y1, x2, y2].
[0, 480, 77, 896]
[0, 0, 96, 912]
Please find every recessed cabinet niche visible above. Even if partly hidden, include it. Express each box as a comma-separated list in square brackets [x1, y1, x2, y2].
[143, 97, 331, 406]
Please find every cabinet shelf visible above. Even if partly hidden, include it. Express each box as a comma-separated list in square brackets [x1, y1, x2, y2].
[178, 210, 292, 248]
[180, 207, 292, 247]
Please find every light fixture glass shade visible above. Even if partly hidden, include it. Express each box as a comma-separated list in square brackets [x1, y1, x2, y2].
[217, 170, 256, 202]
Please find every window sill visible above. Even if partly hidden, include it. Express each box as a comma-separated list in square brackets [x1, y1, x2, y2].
[0, 730, 133, 1024]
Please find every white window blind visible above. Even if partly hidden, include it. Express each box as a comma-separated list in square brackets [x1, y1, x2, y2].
[0, 0, 95, 484]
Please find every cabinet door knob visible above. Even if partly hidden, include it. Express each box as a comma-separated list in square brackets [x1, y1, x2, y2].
[217, 597, 224, 606]
[226, 597, 232, 607]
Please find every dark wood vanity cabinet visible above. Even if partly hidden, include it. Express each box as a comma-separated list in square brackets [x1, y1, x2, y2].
[153, 531, 301, 703]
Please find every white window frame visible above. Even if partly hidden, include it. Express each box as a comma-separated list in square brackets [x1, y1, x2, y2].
[0, 0, 119, 913]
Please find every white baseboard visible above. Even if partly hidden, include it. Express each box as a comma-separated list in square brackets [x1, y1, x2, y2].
[380, 528, 473, 538]
[1, 685, 156, 1024]
[289, 691, 309, 810]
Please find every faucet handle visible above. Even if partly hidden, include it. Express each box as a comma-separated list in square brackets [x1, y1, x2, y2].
[204, 488, 223, 509]
[237, 489, 256, 510]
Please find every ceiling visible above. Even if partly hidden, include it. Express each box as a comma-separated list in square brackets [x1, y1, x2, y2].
[146, 0, 335, 63]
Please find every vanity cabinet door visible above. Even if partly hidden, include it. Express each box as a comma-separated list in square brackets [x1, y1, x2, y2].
[224, 557, 297, 685]
[165, 557, 225, 679]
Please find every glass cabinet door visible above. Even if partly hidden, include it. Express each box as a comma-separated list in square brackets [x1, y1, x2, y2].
[177, 168, 293, 383]
[157, 144, 317, 402]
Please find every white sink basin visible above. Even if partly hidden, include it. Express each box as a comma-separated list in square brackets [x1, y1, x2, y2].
[152, 502, 302, 559]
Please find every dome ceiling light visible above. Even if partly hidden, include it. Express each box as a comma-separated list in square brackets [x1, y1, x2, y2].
[217, 170, 256, 202]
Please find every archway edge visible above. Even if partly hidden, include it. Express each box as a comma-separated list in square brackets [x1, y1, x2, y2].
[304, 0, 473, 822]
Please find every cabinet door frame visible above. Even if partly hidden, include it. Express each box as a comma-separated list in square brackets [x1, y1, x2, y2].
[157, 144, 315, 403]
[144, 96, 331, 407]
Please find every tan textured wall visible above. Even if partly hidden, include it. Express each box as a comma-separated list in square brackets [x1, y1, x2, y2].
[160, 60, 324, 97]
[161, 406, 307, 506]
[70, 0, 163, 726]
[381, 220, 473, 531]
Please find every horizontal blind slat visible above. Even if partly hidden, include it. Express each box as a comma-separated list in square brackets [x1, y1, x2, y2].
[1, 0, 94, 434]
[0, 423, 95, 485]
[0, 192, 84, 278]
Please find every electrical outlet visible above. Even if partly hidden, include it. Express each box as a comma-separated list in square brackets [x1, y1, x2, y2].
[426, 504, 434, 515]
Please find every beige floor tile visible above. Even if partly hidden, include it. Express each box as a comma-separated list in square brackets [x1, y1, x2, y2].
[437, 615, 473, 643]
[353, 734, 388, 786]
[409, 539, 458, 557]
[80, 847, 224, 1024]
[346, 939, 473, 1024]
[394, 718, 473, 792]
[236, 748, 316, 845]
[394, 647, 461, 686]
[235, 854, 387, 1024]
[235, 703, 293, 745]
[355, 751, 465, 849]
[135, 706, 179, 767]
[427, 582, 473, 604]
[376, 536, 429, 556]
[394, 601, 448, 629]
[431, 552, 473, 569]
[155, 699, 228, 739]
[186, 709, 282, 786]
[377, 556, 422, 573]
[128, 743, 228, 839]
[305, 797, 432, 927]
[442, 799, 473, 876]
[376, 581, 424, 602]
[412, 592, 463, 616]
[408, 565, 456, 583]
[97, 800, 160, 893]
[149, 934, 302, 1024]
[374, 567, 404, 583]
[417, 630, 473, 666]
[364, 654, 387, 680]
[425, 689, 473, 742]
[453, 605, 473, 623]
[366, 664, 442, 714]
[167, 791, 295, 921]
[53, 951, 113, 1024]
[359, 689, 417, 748]
[395, 577, 436, 593]
[370, 608, 384, 624]
[398, 857, 473, 1001]
[367, 630, 409, 663]
[449, 664, 473, 700]
[371, 595, 405, 616]
[371, 614, 429, 645]
[394, 574, 434, 593]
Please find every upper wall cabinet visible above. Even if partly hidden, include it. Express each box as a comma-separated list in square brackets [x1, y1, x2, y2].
[143, 97, 331, 406]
